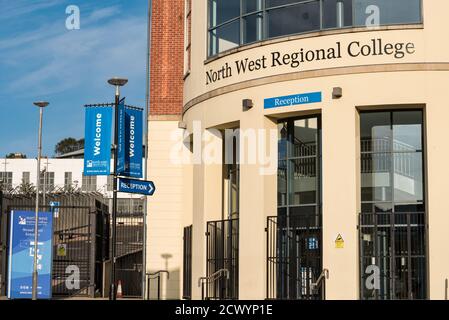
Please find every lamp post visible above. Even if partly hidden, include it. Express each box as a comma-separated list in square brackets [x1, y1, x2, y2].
[32, 101, 49, 300]
[107, 77, 128, 300]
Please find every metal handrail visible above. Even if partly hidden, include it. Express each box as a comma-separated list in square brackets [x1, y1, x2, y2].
[146, 270, 169, 300]
[311, 269, 329, 300]
[198, 269, 230, 300]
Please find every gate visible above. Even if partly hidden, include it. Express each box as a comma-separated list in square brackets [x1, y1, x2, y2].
[115, 211, 144, 297]
[205, 218, 239, 300]
[266, 212, 322, 300]
[0, 192, 109, 298]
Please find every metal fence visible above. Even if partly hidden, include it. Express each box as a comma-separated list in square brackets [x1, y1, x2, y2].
[205, 219, 239, 300]
[266, 212, 322, 300]
[359, 211, 427, 300]
[183, 225, 193, 299]
[0, 192, 109, 298]
[114, 211, 144, 298]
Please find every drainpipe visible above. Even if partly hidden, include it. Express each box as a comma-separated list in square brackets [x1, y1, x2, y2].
[142, 0, 153, 300]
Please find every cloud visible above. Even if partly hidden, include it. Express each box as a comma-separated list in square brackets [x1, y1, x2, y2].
[0, 0, 62, 21]
[2, 7, 147, 97]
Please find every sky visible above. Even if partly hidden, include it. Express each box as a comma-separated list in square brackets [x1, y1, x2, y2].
[0, 0, 148, 158]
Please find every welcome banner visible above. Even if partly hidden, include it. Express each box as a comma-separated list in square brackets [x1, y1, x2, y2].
[123, 106, 143, 178]
[83, 106, 113, 176]
[117, 98, 126, 174]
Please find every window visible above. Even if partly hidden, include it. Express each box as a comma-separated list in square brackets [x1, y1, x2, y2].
[359, 110, 426, 300]
[208, 0, 422, 56]
[82, 174, 97, 192]
[40, 172, 55, 192]
[64, 172, 72, 190]
[0, 172, 13, 190]
[22, 172, 30, 184]
[184, 0, 193, 74]
[274, 115, 322, 299]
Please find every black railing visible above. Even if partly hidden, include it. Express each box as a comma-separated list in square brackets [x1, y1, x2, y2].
[146, 270, 169, 300]
[205, 218, 239, 300]
[359, 211, 427, 300]
[267, 212, 322, 300]
[183, 225, 193, 299]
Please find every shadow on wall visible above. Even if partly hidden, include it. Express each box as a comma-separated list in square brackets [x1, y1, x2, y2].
[147, 269, 180, 300]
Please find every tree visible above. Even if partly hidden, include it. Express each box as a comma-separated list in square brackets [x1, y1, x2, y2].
[6, 153, 26, 159]
[55, 138, 84, 156]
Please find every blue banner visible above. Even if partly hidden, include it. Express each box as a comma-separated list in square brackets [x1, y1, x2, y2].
[83, 106, 113, 175]
[8, 211, 53, 299]
[264, 92, 322, 109]
[123, 107, 143, 178]
[117, 98, 126, 174]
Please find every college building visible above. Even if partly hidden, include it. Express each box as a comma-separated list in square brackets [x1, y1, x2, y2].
[146, 0, 449, 300]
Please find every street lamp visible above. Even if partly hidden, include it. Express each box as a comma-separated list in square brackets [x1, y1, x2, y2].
[32, 101, 49, 300]
[107, 77, 127, 300]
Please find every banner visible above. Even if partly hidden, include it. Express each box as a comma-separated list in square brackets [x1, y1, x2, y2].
[8, 211, 53, 299]
[83, 106, 113, 175]
[123, 106, 143, 178]
[117, 98, 126, 174]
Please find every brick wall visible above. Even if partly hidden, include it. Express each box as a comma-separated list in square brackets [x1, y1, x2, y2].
[150, 0, 185, 116]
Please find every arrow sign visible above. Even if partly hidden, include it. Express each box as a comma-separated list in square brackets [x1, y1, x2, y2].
[118, 178, 156, 196]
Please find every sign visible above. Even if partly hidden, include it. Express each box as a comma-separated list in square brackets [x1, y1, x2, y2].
[118, 178, 155, 196]
[264, 92, 322, 109]
[84, 106, 113, 176]
[118, 104, 143, 178]
[8, 211, 53, 299]
[57, 244, 67, 257]
[335, 234, 344, 249]
[117, 98, 126, 174]
[49, 201, 60, 218]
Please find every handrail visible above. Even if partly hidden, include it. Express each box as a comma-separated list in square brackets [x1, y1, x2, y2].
[198, 269, 230, 300]
[146, 270, 169, 300]
[311, 269, 329, 299]
[198, 268, 229, 287]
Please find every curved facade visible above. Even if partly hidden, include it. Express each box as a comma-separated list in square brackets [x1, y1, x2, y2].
[148, 0, 449, 300]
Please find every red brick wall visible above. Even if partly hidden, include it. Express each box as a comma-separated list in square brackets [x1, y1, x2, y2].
[150, 0, 185, 116]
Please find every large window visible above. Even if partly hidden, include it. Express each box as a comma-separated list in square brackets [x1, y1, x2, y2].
[359, 110, 426, 300]
[81, 174, 97, 192]
[275, 115, 322, 299]
[0, 172, 13, 190]
[208, 0, 422, 56]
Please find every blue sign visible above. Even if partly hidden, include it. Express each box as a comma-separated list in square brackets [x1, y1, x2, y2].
[124, 107, 143, 178]
[84, 106, 113, 175]
[8, 211, 53, 299]
[49, 201, 60, 218]
[117, 98, 126, 174]
[118, 178, 155, 196]
[264, 92, 322, 109]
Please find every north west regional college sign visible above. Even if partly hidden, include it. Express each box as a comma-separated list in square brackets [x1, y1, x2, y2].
[205, 38, 417, 85]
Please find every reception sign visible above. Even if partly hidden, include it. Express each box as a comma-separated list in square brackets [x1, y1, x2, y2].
[84, 106, 113, 175]
[8, 211, 53, 299]
[264, 92, 322, 109]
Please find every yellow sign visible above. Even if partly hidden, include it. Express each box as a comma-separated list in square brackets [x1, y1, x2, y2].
[335, 234, 344, 249]
[57, 244, 67, 257]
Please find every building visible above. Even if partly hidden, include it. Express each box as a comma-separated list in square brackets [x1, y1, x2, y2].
[0, 157, 145, 208]
[146, 0, 449, 300]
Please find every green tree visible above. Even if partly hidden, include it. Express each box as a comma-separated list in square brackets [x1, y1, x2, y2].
[55, 138, 84, 155]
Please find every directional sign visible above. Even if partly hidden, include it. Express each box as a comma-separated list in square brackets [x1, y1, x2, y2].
[118, 178, 156, 196]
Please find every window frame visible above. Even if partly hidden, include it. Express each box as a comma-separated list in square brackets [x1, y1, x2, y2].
[207, 0, 423, 57]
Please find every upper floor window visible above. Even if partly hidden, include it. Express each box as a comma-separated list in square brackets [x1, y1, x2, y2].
[208, 0, 422, 57]
[184, 0, 193, 75]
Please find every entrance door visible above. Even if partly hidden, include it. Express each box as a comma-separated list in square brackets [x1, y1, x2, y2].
[359, 110, 426, 300]
[270, 115, 322, 299]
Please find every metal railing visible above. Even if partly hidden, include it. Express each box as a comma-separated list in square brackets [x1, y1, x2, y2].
[146, 270, 169, 300]
[199, 269, 229, 301]
[311, 269, 329, 300]
[183, 225, 193, 299]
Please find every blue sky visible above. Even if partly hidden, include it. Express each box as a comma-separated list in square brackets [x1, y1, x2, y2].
[0, 0, 148, 158]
